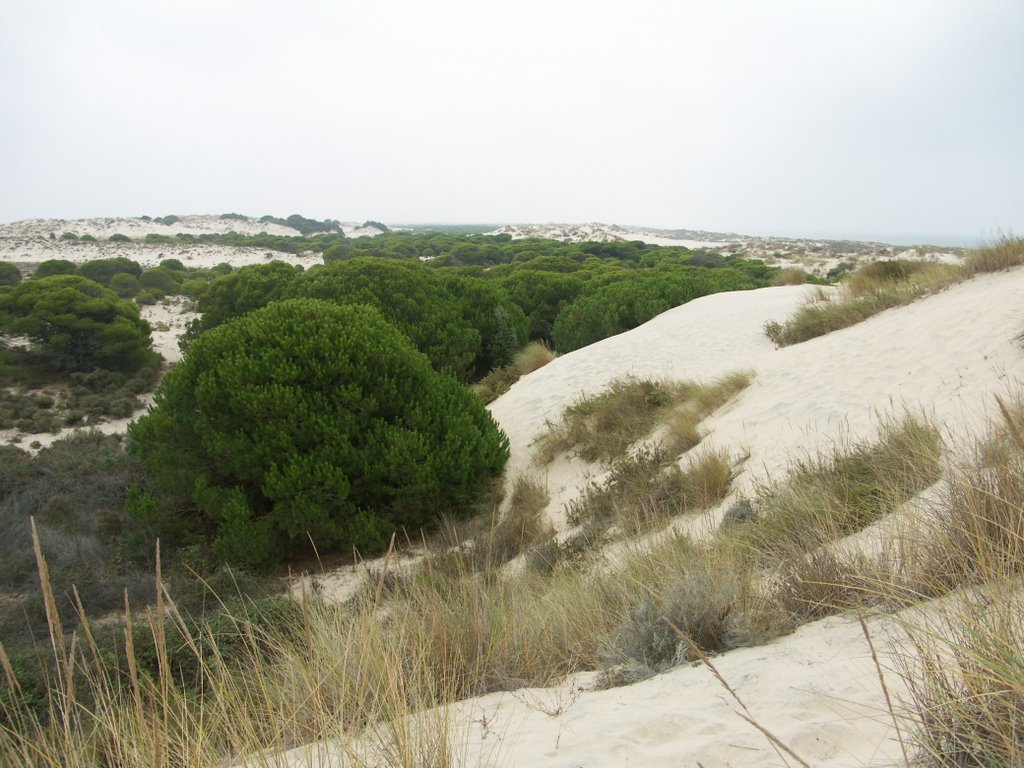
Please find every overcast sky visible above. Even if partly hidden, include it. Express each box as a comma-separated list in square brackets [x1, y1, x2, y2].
[1, 1, 1021, 243]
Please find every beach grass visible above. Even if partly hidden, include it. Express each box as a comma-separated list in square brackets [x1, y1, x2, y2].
[764, 260, 963, 347]
[533, 371, 752, 465]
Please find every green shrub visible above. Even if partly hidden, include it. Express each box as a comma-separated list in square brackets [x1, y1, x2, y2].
[139, 266, 182, 295]
[108, 233, 130, 242]
[186, 261, 301, 343]
[32, 259, 77, 278]
[552, 268, 757, 352]
[0, 275, 158, 374]
[109, 271, 140, 298]
[499, 269, 585, 340]
[0, 262, 21, 287]
[129, 299, 510, 569]
[292, 259, 483, 381]
[78, 257, 143, 286]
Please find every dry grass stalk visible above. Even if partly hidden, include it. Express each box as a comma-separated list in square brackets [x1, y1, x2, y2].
[679, 632, 811, 768]
[964, 234, 1024, 274]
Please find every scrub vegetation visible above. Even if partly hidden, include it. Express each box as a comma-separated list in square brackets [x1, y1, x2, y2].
[1, 230, 1021, 766]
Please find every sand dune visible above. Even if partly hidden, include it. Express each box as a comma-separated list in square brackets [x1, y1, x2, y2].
[459, 269, 1024, 766]
[284, 269, 1024, 767]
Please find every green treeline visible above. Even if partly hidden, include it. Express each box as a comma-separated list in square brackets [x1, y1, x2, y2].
[186, 234, 782, 371]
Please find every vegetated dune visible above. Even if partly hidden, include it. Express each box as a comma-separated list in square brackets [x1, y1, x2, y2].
[2, 217, 1012, 765]
[492, 270, 1023, 529]
[0, 215, 384, 274]
[282, 268, 1024, 767]
[477, 271, 1022, 767]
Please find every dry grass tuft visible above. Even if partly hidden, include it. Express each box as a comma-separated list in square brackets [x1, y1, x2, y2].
[514, 340, 556, 375]
[872, 395, 1024, 766]
[565, 445, 734, 540]
[964, 234, 1024, 274]
[769, 267, 809, 286]
[764, 259, 962, 347]
[598, 545, 752, 685]
[472, 341, 556, 403]
[727, 413, 944, 567]
[534, 371, 752, 465]
[898, 591, 1024, 767]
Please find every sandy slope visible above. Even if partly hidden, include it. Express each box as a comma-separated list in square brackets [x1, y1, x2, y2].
[452, 270, 1024, 767]
[492, 272, 1024, 530]
[276, 270, 1024, 767]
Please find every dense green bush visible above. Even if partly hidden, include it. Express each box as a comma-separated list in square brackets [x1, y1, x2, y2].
[437, 273, 529, 375]
[109, 271, 140, 298]
[259, 213, 342, 235]
[292, 259, 482, 381]
[0, 262, 21, 287]
[32, 259, 77, 278]
[182, 261, 302, 347]
[0, 275, 159, 373]
[552, 268, 758, 352]
[129, 299, 509, 569]
[499, 269, 585, 340]
[159, 258, 186, 271]
[78, 257, 143, 286]
[138, 266, 183, 296]
[108, 233, 131, 242]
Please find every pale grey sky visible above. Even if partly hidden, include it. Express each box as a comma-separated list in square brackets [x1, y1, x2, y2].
[1, 0, 1021, 243]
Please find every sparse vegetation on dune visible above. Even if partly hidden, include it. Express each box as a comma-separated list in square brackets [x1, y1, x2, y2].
[564, 445, 734, 542]
[764, 259, 963, 346]
[763, 236, 1024, 348]
[2, 399, 974, 765]
[963, 233, 1024, 274]
[533, 371, 752, 465]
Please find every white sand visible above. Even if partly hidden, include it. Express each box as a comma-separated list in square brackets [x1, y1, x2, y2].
[492, 271, 1024, 524]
